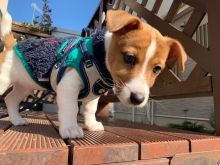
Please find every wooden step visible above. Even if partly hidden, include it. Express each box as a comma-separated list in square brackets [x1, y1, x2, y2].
[1, 111, 217, 165]
[107, 158, 170, 165]
[46, 113, 139, 165]
[0, 115, 68, 165]
[104, 126, 189, 160]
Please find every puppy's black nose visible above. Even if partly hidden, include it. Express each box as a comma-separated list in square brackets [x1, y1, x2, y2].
[130, 92, 145, 105]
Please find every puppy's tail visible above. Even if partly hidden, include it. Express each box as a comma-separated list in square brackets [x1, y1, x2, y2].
[0, 10, 16, 50]
[1, 10, 12, 38]
[0, 10, 16, 95]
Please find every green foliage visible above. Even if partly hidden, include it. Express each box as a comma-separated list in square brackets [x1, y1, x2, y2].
[20, 35, 27, 41]
[33, 0, 55, 34]
[19, 22, 42, 34]
[209, 110, 215, 128]
[169, 121, 213, 134]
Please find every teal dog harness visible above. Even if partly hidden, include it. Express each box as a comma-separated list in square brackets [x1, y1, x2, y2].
[13, 31, 113, 100]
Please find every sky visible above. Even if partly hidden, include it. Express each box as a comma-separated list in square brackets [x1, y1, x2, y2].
[8, 0, 100, 32]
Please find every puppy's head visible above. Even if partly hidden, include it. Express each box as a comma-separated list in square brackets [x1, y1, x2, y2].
[105, 10, 187, 107]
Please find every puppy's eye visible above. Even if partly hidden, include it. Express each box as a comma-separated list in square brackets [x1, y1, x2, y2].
[123, 53, 136, 66]
[153, 65, 162, 74]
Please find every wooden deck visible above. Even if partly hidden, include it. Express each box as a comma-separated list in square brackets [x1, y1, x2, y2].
[0, 111, 219, 165]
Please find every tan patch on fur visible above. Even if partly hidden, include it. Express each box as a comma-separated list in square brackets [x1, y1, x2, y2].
[106, 10, 187, 90]
[3, 33, 17, 50]
[66, 67, 73, 72]
[0, 51, 6, 64]
[0, 32, 17, 72]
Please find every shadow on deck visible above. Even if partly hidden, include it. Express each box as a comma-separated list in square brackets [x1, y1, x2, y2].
[0, 111, 220, 165]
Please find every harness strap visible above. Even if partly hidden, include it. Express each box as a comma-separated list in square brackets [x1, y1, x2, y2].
[79, 40, 93, 68]
[50, 38, 81, 91]
[50, 38, 93, 92]
[56, 38, 82, 84]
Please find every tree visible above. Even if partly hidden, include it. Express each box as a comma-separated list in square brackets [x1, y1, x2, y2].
[33, 0, 54, 34]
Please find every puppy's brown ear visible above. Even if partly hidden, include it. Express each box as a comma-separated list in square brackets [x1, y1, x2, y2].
[106, 10, 141, 34]
[165, 37, 187, 72]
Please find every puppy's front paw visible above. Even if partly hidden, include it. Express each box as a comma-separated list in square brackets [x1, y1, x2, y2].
[59, 125, 84, 139]
[85, 121, 104, 131]
[11, 117, 28, 126]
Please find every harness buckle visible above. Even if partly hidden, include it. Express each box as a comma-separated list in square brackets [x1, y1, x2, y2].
[85, 60, 93, 68]
[54, 62, 61, 69]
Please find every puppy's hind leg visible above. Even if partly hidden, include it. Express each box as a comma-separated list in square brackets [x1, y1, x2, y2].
[5, 84, 32, 126]
[0, 68, 11, 95]
[0, 51, 12, 95]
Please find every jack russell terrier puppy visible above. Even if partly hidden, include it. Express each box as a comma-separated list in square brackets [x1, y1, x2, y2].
[0, 10, 187, 139]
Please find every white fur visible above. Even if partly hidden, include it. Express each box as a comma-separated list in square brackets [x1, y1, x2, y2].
[0, 11, 12, 37]
[104, 31, 113, 72]
[2, 52, 44, 125]
[83, 97, 104, 131]
[141, 35, 157, 78]
[57, 69, 84, 138]
[118, 36, 157, 107]
[0, 50, 13, 94]
[5, 84, 32, 125]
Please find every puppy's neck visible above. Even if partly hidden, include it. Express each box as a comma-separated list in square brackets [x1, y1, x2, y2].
[92, 29, 113, 84]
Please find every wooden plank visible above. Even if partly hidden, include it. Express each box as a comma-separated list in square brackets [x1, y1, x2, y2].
[96, 102, 112, 119]
[105, 126, 189, 160]
[207, 0, 220, 135]
[203, 24, 208, 48]
[152, 0, 163, 14]
[151, 78, 212, 99]
[107, 158, 169, 165]
[187, 65, 207, 81]
[183, 9, 206, 37]
[99, 94, 119, 103]
[171, 151, 220, 165]
[46, 114, 139, 165]
[0, 109, 8, 119]
[121, 0, 211, 73]
[0, 116, 68, 164]
[12, 25, 50, 38]
[98, 0, 104, 30]
[165, 0, 182, 23]
[159, 68, 181, 83]
[71, 131, 138, 165]
[119, 0, 126, 10]
[99, 73, 211, 102]
[141, 0, 148, 7]
[181, 0, 207, 12]
[0, 117, 11, 134]
[152, 127, 220, 153]
[128, 8, 133, 14]
[113, 0, 122, 9]
[104, 120, 220, 153]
